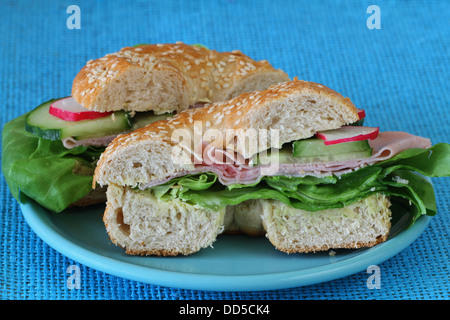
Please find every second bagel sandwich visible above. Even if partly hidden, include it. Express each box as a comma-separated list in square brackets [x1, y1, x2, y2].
[2, 43, 289, 213]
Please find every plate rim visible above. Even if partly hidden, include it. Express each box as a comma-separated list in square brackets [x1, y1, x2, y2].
[19, 197, 432, 292]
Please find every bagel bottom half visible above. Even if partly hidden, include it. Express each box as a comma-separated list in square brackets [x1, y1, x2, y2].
[103, 183, 391, 256]
[104, 183, 226, 256]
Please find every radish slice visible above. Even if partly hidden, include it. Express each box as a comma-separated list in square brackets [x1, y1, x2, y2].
[356, 108, 366, 120]
[316, 126, 379, 145]
[49, 97, 112, 121]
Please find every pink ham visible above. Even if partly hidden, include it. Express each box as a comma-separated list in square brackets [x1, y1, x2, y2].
[206, 131, 431, 184]
[62, 134, 118, 149]
[138, 131, 431, 189]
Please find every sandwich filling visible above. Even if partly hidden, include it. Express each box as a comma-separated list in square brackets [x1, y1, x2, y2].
[1, 98, 173, 212]
[139, 117, 449, 226]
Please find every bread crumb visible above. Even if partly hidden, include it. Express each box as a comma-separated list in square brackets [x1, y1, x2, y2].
[329, 250, 336, 256]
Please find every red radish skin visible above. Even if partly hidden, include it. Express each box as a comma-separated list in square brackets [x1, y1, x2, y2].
[49, 97, 112, 121]
[356, 108, 366, 120]
[316, 126, 379, 145]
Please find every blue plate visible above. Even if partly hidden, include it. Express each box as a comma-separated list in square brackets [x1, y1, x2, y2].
[20, 197, 431, 292]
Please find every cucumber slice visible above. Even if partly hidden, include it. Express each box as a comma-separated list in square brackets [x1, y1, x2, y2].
[25, 99, 131, 141]
[254, 147, 293, 166]
[349, 118, 365, 126]
[254, 137, 373, 166]
[290, 148, 373, 164]
[292, 138, 371, 157]
[130, 111, 174, 130]
[254, 146, 373, 165]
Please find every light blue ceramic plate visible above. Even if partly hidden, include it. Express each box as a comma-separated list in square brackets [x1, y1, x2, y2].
[20, 197, 431, 292]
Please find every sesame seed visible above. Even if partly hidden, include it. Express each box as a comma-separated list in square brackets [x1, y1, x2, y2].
[215, 117, 223, 125]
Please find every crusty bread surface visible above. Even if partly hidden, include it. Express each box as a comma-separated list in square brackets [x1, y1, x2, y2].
[94, 79, 360, 188]
[72, 42, 290, 114]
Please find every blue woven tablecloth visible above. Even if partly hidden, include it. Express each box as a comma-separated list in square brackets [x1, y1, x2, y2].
[1, 0, 449, 300]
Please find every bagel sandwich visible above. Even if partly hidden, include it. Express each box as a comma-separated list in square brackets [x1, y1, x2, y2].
[94, 79, 450, 256]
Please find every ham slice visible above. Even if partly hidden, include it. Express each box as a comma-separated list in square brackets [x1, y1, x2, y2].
[138, 131, 431, 189]
[62, 134, 118, 149]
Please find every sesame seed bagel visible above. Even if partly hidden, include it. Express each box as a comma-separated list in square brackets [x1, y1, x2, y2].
[94, 79, 359, 188]
[72, 42, 290, 114]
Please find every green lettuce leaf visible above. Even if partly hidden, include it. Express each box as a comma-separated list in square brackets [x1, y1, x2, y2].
[149, 143, 450, 226]
[2, 113, 104, 212]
